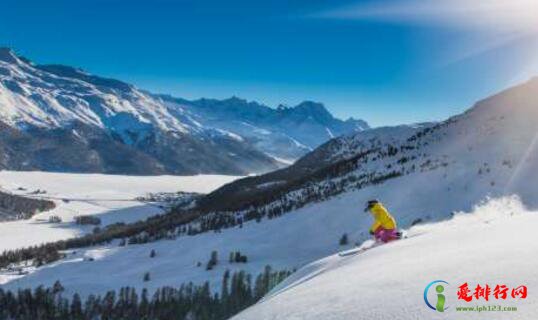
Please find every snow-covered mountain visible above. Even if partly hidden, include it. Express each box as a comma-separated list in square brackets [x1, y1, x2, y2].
[1, 61, 538, 318]
[198, 76, 538, 215]
[195, 122, 431, 212]
[0, 48, 367, 175]
[0, 48, 277, 175]
[159, 95, 369, 162]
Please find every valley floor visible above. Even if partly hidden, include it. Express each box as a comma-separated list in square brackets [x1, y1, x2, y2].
[0, 171, 239, 253]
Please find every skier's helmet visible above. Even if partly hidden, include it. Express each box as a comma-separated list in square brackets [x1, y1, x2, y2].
[364, 199, 380, 212]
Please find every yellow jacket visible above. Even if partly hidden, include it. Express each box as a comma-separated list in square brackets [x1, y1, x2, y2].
[369, 203, 397, 232]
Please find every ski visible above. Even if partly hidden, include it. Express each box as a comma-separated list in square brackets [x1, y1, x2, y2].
[338, 239, 381, 257]
[338, 231, 412, 257]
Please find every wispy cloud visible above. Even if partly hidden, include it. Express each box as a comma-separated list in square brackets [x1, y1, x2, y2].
[314, 0, 538, 35]
[311, 0, 538, 74]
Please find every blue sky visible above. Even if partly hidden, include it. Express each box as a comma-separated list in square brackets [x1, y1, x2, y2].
[1, 0, 537, 126]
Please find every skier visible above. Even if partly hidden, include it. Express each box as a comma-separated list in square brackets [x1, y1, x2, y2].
[364, 199, 400, 243]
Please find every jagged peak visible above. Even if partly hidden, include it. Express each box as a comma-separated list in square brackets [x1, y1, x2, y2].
[224, 96, 248, 104]
[281, 101, 334, 122]
[276, 104, 290, 111]
[190, 96, 269, 111]
[344, 117, 370, 129]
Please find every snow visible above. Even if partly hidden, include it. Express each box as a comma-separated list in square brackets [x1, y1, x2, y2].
[0, 55, 192, 135]
[234, 196, 538, 320]
[325, 127, 334, 138]
[265, 154, 295, 166]
[0, 171, 240, 252]
[317, 123, 432, 164]
[0, 166, 519, 298]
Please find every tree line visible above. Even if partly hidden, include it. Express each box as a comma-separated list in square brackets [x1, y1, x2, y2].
[0, 266, 292, 320]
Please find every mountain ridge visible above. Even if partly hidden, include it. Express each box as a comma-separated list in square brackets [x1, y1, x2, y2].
[0, 48, 368, 174]
[157, 95, 369, 161]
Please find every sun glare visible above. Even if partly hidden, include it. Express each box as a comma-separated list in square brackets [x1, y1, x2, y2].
[324, 0, 538, 34]
[477, 0, 538, 33]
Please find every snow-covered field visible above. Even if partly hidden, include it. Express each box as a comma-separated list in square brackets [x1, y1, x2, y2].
[0, 171, 239, 252]
[234, 196, 538, 320]
[0, 166, 519, 298]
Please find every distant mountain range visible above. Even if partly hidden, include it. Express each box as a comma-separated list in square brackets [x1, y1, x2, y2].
[196, 76, 538, 215]
[0, 48, 368, 175]
[159, 95, 368, 163]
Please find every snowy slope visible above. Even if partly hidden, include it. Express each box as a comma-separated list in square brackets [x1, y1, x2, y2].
[0, 171, 239, 252]
[293, 122, 432, 169]
[0, 167, 456, 294]
[234, 197, 538, 320]
[0, 49, 194, 136]
[0, 166, 521, 298]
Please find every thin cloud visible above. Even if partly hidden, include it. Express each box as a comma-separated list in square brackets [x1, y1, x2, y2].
[314, 0, 538, 35]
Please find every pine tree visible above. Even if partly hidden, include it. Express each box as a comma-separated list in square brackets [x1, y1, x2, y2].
[70, 293, 83, 320]
[220, 269, 230, 316]
[339, 233, 349, 246]
[0, 266, 293, 320]
[52, 280, 64, 294]
[206, 250, 218, 270]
